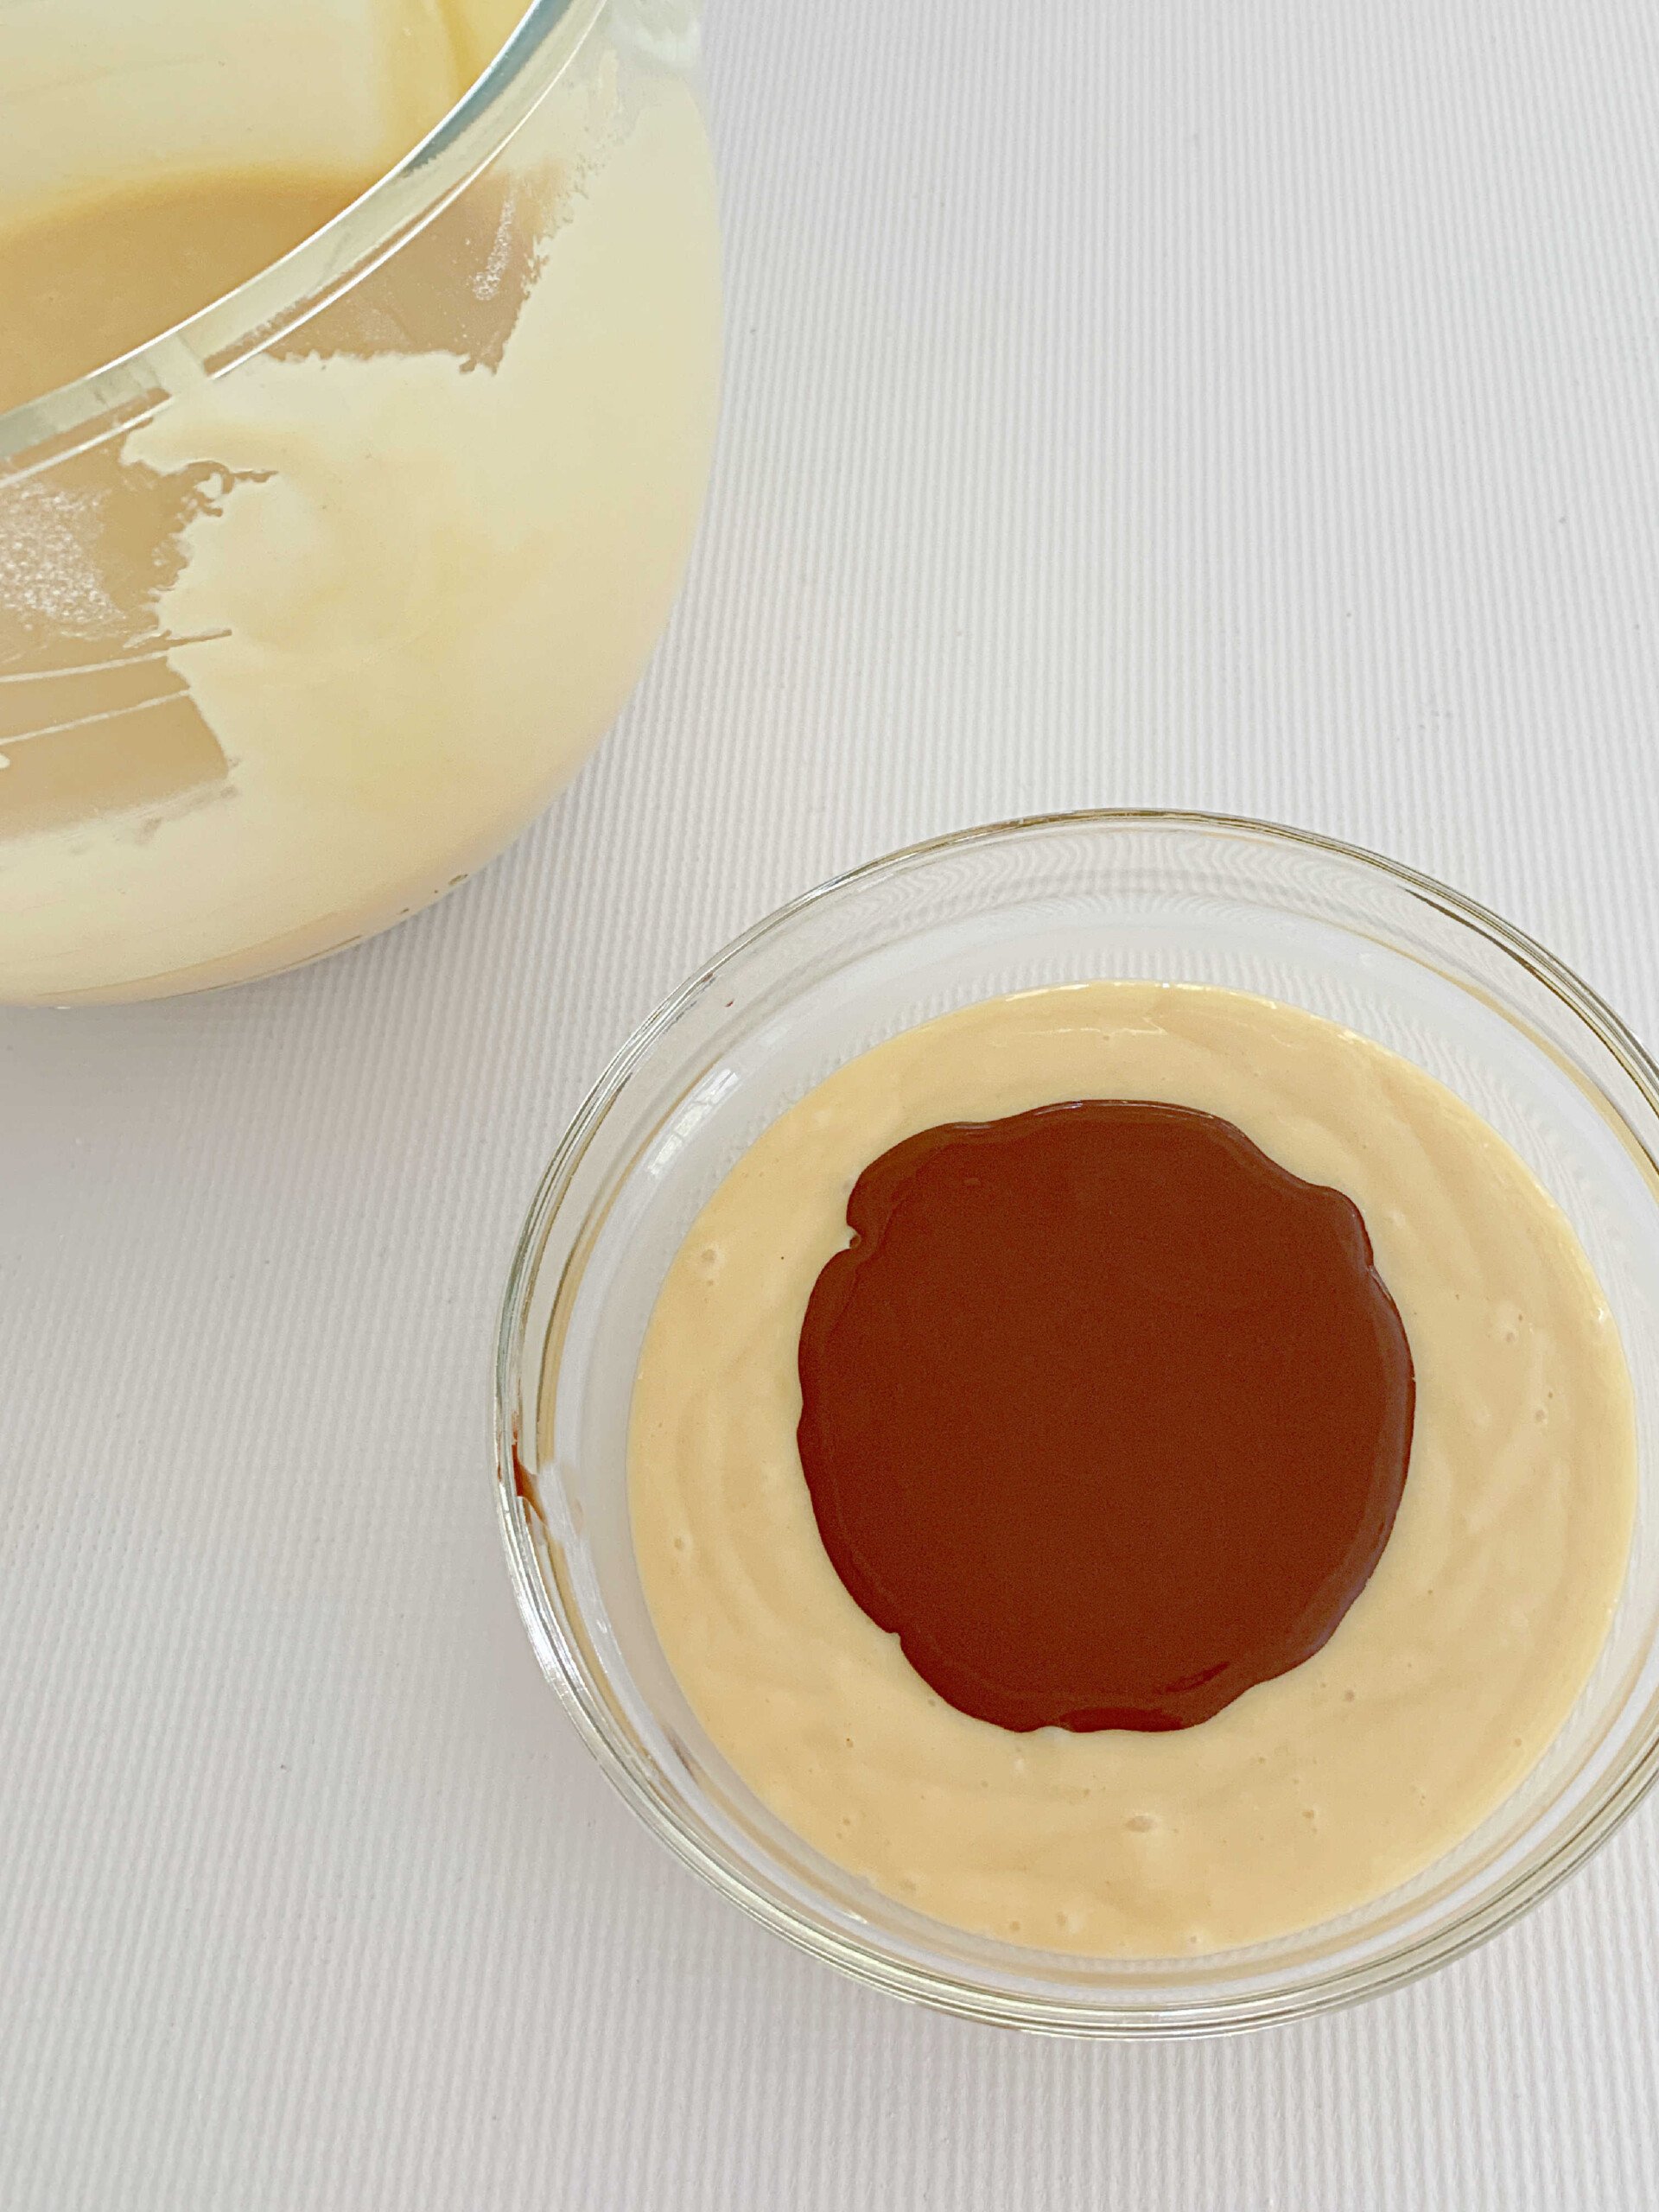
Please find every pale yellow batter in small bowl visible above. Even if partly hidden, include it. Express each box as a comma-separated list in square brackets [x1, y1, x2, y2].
[496, 813, 1659, 2034]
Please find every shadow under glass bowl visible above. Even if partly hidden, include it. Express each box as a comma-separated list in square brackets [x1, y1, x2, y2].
[496, 810, 1659, 2037]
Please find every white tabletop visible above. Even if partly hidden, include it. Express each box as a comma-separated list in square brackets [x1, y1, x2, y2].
[7, 3, 1659, 2203]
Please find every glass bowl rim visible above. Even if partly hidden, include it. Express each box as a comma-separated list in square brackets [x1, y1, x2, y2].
[494, 806, 1659, 2036]
[0, 0, 604, 468]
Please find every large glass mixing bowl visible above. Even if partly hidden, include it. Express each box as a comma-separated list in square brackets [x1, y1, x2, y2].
[0, 0, 720, 1003]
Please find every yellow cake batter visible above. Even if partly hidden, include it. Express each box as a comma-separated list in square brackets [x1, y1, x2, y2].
[0, 173, 371, 416]
[0, 0, 533, 416]
[629, 983, 1637, 1957]
[0, 0, 721, 1000]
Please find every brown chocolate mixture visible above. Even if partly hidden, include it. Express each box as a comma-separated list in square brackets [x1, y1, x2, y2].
[796, 1101, 1414, 1732]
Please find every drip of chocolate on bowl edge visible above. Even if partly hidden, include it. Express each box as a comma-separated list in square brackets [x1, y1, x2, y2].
[796, 1101, 1415, 1732]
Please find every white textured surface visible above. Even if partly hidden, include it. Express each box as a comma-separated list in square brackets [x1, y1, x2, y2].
[6, 1, 1659, 2202]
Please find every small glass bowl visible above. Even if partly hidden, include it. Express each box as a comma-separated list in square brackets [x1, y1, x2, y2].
[494, 811, 1659, 2036]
